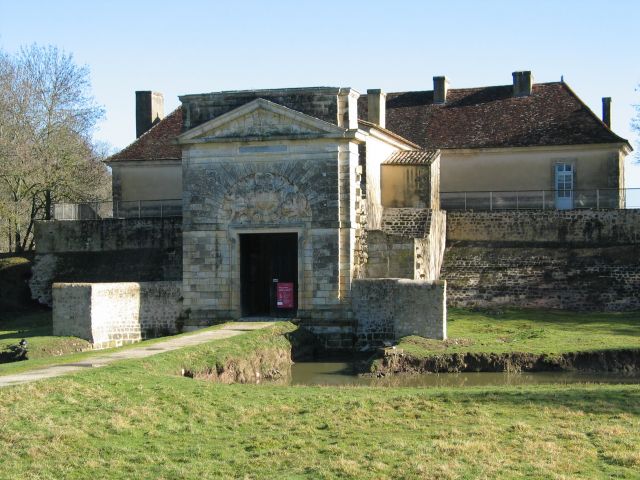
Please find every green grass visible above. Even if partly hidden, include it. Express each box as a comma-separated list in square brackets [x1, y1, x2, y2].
[143, 321, 296, 378]
[0, 323, 638, 479]
[0, 310, 91, 361]
[0, 325, 235, 377]
[397, 308, 640, 359]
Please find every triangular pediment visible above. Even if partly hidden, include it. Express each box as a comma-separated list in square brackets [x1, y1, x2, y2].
[178, 98, 346, 143]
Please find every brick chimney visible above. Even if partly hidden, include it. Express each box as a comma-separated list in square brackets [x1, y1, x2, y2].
[512, 71, 534, 97]
[602, 97, 611, 128]
[367, 89, 386, 128]
[433, 76, 450, 104]
[136, 91, 164, 138]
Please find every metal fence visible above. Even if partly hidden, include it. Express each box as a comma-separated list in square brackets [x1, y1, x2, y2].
[52, 199, 182, 220]
[440, 188, 640, 211]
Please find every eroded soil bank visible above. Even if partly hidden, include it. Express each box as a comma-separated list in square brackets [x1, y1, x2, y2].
[182, 347, 292, 383]
[180, 324, 320, 384]
[372, 348, 640, 376]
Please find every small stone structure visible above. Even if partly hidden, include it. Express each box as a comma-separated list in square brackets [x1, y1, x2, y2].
[52, 281, 182, 349]
[352, 279, 446, 345]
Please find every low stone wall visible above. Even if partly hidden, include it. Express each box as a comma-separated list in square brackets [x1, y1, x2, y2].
[31, 218, 182, 306]
[352, 279, 446, 346]
[53, 281, 182, 349]
[447, 210, 640, 245]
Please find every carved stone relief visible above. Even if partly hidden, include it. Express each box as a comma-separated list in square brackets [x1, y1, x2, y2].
[220, 173, 311, 223]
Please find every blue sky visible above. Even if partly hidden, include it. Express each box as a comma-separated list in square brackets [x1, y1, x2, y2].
[1, 0, 639, 185]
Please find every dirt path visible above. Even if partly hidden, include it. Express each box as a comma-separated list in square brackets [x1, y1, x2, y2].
[0, 322, 274, 388]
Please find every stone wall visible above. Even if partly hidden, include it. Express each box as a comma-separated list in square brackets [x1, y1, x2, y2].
[365, 208, 446, 282]
[381, 208, 431, 237]
[415, 209, 446, 281]
[53, 281, 182, 349]
[352, 279, 447, 345]
[31, 218, 182, 306]
[447, 210, 640, 245]
[442, 245, 640, 311]
[365, 231, 415, 279]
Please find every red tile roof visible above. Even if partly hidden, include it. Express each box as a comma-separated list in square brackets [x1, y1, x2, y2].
[360, 82, 628, 149]
[108, 107, 183, 162]
[108, 82, 629, 162]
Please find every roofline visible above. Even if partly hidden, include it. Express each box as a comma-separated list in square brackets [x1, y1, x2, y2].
[359, 81, 562, 98]
[558, 80, 631, 147]
[440, 142, 632, 155]
[106, 107, 182, 163]
[179, 86, 358, 102]
[105, 158, 181, 166]
[358, 119, 420, 149]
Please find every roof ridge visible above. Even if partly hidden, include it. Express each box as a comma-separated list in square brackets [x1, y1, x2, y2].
[383, 81, 565, 97]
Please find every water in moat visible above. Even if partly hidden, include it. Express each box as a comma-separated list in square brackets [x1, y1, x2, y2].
[289, 362, 640, 387]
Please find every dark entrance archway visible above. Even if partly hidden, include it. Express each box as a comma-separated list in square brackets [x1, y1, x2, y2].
[240, 232, 298, 317]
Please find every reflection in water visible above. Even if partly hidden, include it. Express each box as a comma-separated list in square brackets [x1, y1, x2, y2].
[290, 362, 640, 388]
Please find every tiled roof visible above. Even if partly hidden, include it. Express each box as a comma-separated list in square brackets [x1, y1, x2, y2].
[108, 107, 183, 162]
[382, 150, 439, 165]
[109, 82, 629, 162]
[359, 82, 628, 149]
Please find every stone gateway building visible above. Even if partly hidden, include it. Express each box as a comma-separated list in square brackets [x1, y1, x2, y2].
[37, 72, 638, 349]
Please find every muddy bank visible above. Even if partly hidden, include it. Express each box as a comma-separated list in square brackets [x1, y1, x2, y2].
[182, 347, 292, 384]
[181, 325, 322, 384]
[373, 349, 640, 376]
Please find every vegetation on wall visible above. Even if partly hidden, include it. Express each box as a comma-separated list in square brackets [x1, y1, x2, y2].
[0, 45, 111, 253]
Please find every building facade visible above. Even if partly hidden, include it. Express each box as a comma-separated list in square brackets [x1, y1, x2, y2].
[42, 72, 633, 348]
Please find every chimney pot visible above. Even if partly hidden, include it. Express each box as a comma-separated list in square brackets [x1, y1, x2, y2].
[433, 76, 450, 104]
[602, 97, 611, 128]
[136, 91, 164, 138]
[512, 71, 534, 97]
[367, 89, 386, 128]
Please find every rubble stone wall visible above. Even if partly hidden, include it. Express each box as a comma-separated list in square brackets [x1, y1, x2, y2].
[352, 279, 446, 345]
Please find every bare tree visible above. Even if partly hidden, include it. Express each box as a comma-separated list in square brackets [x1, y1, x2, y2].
[0, 45, 110, 253]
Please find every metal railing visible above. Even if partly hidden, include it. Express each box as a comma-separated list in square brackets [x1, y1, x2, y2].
[440, 188, 640, 211]
[52, 199, 182, 220]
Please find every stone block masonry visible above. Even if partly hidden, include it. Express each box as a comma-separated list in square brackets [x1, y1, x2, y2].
[352, 279, 446, 345]
[53, 281, 182, 349]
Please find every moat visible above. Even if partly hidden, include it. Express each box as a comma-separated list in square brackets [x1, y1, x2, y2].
[289, 361, 640, 387]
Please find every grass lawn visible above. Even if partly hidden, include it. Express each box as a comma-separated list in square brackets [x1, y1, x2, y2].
[0, 310, 91, 361]
[0, 324, 638, 479]
[397, 308, 640, 359]
[0, 256, 91, 361]
[0, 319, 236, 377]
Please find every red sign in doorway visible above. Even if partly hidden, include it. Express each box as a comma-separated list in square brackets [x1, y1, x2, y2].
[276, 282, 294, 309]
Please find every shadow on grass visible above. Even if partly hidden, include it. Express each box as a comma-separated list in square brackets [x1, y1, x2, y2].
[0, 310, 52, 341]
